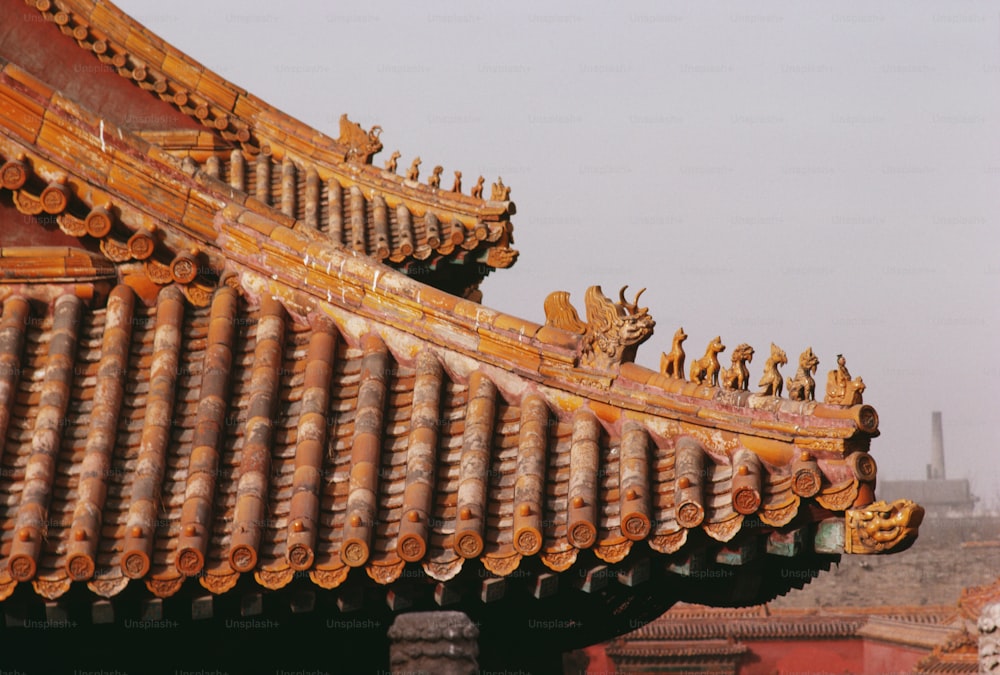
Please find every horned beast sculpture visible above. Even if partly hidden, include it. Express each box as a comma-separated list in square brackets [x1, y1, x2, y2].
[544, 286, 655, 371]
[582, 285, 655, 369]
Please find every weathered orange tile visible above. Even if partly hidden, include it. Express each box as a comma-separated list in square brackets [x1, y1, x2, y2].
[534, 325, 580, 351]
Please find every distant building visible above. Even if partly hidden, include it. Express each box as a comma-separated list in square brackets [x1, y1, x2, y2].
[879, 412, 976, 517]
[591, 600, 980, 674]
[878, 480, 976, 517]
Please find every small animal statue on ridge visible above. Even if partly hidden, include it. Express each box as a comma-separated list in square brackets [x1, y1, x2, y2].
[689, 336, 726, 386]
[659, 327, 687, 379]
[384, 150, 401, 173]
[824, 354, 865, 405]
[451, 171, 462, 193]
[406, 157, 421, 181]
[490, 177, 511, 201]
[471, 175, 485, 199]
[757, 343, 788, 396]
[787, 347, 820, 401]
[720, 343, 755, 391]
[428, 165, 443, 188]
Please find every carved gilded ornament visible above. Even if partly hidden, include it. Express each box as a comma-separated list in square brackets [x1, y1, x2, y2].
[544, 286, 655, 370]
[543, 291, 587, 334]
[659, 327, 687, 379]
[255, 567, 296, 590]
[757, 343, 788, 396]
[720, 343, 754, 391]
[471, 176, 485, 199]
[648, 530, 688, 554]
[825, 354, 866, 405]
[759, 495, 801, 528]
[481, 554, 523, 577]
[689, 336, 726, 386]
[593, 540, 633, 564]
[490, 177, 511, 201]
[338, 114, 383, 164]
[845, 499, 924, 554]
[365, 560, 406, 585]
[786, 347, 819, 401]
[427, 165, 443, 188]
[384, 150, 401, 173]
[406, 157, 422, 181]
[540, 549, 579, 573]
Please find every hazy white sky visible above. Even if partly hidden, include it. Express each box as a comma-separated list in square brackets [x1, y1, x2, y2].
[117, 1, 1000, 502]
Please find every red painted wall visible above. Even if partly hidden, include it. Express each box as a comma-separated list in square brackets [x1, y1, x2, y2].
[0, 198, 94, 249]
[591, 636, 931, 674]
[0, 0, 200, 132]
[861, 640, 926, 675]
[739, 638, 866, 674]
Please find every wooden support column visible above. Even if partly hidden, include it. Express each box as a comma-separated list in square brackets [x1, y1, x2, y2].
[349, 186, 367, 253]
[281, 157, 296, 218]
[454, 371, 495, 559]
[398, 350, 443, 562]
[229, 296, 286, 572]
[396, 205, 414, 257]
[66, 285, 135, 580]
[0, 296, 30, 460]
[513, 394, 548, 556]
[8, 294, 82, 582]
[176, 286, 238, 576]
[674, 437, 706, 529]
[121, 286, 185, 578]
[567, 411, 601, 549]
[328, 179, 343, 244]
[286, 319, 338, 570]
[304, 168, 320, 229]
[619, 421, 652, 541]
[342, 334, 389, 567]
[731, 448, 762, 515]
[372, 196, 390, 259]
[229, 149, 245, 192]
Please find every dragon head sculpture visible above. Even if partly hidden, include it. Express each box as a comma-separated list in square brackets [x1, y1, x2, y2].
[581, 285, 655, 370]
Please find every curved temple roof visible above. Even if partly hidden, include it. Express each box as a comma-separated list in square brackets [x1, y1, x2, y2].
[5, 0, 517, 296]
[0, 0, 921, 640]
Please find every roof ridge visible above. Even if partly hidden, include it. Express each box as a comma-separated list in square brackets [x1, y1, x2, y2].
[30, 0, 516, 224]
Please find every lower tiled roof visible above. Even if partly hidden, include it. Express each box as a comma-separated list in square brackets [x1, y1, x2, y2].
[0, 274, 871, 605]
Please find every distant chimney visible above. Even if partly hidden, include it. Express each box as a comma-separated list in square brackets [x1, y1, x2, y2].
[930, 411, 945, 480]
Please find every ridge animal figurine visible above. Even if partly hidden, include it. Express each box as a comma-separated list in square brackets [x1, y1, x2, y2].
[787, 347, 820, 401]
[689, 336, 725, 386]
[825, 354, 865, 405]
[406, 156, 421, 181]
[384, 150, 401, 173]
[757, 343, 788, 396]
[659, 327, 687, 379]
[720, 343, 754, 391]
